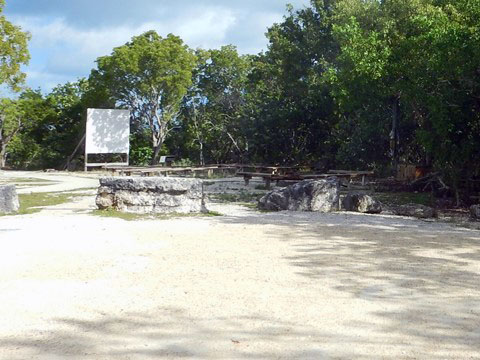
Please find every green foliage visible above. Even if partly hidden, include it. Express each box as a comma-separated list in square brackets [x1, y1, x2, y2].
[2, 0, 480, 201]
[130, 146, 153, 166]
[375, 192, 436, 208]
[0, 90, 48, 168]
[172, 158, 194, 167]
[179, 45, 251, 164]
[0, 0, 30, 91]
[244, 1, 339, 165]
[3, 81, 88, 169]
[329, 0, 480, 187]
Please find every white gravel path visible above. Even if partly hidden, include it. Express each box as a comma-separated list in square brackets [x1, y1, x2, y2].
[0, 171, 479, 359]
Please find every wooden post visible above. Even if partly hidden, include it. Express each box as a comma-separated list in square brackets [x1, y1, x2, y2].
[265, 177, 271, 190]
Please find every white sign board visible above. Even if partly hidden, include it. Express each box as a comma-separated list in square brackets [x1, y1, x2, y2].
[86, 108, 130, 154]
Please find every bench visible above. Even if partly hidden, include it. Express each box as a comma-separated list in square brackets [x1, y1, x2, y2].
[237, 172, 275, 188]
[327, 170, 374, 186]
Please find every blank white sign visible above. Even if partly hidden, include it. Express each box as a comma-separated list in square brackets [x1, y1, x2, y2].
[86, 108, 130, 154]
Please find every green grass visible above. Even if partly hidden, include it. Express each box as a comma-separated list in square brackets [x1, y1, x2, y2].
[375, 191, 435, 207]
[5, 177, 55, 184]
[0, 177, 56, 187]
[0, 190, 93, 216]
[238, 202, 275, 213]
[90, 209, 222, 221]
[210, 191, 262, 203]
[16, 192, 77, 215]
[254, 184, 270, 190]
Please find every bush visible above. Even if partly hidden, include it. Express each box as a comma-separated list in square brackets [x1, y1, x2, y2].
[130, 146, 153, 166]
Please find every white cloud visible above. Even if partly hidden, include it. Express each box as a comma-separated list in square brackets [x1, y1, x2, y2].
[12, 6, 238, 91]
[7, 1, 310, 91]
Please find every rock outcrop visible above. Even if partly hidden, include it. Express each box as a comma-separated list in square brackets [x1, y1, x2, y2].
[342, 193, 382, 214]
[96, 177, 206, 214]
[470, 205, 480, 220]
[0, 185, 19, 214]
[258, 178, 339, 212]
[393, 203, 436, 219]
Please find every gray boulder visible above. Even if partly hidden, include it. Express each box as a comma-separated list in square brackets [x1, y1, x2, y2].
[393, 203, 436, 219]
[258, 178, 339, 212]
[0, 185, 19, 214]
[342, 193, 382, 214]
[96, 177, 207, 214]
[470, 205, 480, 220]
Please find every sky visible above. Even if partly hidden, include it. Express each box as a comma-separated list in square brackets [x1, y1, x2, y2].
[5, 0, 310, 93]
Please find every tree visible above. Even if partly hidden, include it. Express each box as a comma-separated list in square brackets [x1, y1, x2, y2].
[90, 31, 196, 164]
[180, 46, 251, 164]
[245, 1, 339, 166]
[0, 98, 22, 167]
[329, 0, 480, 197]
[0, 90, 45, 168]
[0, 0, 30, 91]
[37, 79, 89, 169]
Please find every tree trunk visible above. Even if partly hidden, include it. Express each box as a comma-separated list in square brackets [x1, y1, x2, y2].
[199, 141, 204, 166]
[0, 145, 7, 168]
[151, 128, 167, 165]
[151, 141, 163, 165]
[391, 96, 400, 175]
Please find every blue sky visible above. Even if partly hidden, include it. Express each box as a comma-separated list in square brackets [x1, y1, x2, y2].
[5, 0, 310, 93]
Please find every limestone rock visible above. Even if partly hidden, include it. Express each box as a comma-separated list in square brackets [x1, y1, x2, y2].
[342, 193, 382, 214]
[0, 185, 19, 214]
[470, 205, 480, 220]
[96, 177, 207, 214]
[394, 203, 436, 219]
[258, 178, 339, 212]
[95, 186, 114, 210]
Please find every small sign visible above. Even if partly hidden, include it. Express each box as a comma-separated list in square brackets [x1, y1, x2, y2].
[159, 156, 167, 163]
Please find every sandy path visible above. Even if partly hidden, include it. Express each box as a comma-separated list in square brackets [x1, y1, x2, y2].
[0, 172, 479, 359]
[0, 170, 100, 194]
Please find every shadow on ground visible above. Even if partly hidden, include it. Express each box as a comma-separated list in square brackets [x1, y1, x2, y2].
[1, 210, 479, 359]
[214, 211, 480, 356]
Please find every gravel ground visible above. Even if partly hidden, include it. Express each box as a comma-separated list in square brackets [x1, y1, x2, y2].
[0, 171, 479, 359]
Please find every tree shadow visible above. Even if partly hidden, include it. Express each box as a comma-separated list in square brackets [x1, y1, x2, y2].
[1, 210, 479, 358]
[0, 308, 346, 359]
[214, 210, 480, 355]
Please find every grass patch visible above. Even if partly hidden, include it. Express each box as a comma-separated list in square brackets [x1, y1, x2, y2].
[375, 191, 435, 207]
[0, 177, 57, 188]
[210, 191, 262, 203]
[238, 202, 275, 213]
[254, 184, 270, 190]
[91, 209, 222, 221]
[3, 177, 56, 184]
[16, 192, 76, 215]
[239, 202, 258, 209]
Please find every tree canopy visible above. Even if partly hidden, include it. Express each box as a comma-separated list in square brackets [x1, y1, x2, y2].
[2, 0, 480, 203]
[0, 0, 30, 91]
[90, 31, 197, 164]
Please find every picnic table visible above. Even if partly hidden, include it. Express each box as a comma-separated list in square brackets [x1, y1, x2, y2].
[102, 165, 235, 177]
[237, 169, 375, 189]
[237, 165, 300, 176]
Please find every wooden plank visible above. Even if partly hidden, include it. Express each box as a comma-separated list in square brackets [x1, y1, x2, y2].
[237, 172, 274, 177]
[327, 170, 374, 175]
